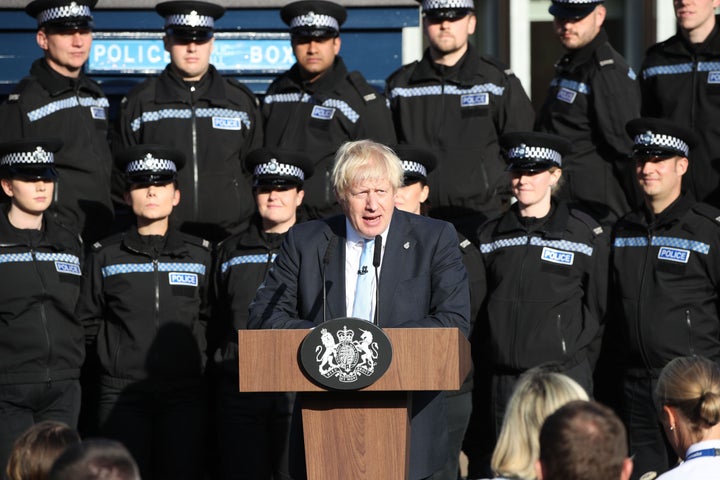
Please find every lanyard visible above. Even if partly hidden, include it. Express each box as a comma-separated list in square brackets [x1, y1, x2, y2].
[685, 448, 720, 462]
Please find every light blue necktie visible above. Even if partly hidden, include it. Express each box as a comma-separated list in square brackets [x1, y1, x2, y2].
[352, 238, 375, 321]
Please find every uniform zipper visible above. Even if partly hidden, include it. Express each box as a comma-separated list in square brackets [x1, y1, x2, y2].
[511, 235, 532, 366]
[686, 308, 695, 356]
[31, 248, 53, 384]
[557, 313, 567, 356]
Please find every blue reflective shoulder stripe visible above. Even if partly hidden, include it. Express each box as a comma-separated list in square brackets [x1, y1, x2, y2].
[221, 253, 277, 274]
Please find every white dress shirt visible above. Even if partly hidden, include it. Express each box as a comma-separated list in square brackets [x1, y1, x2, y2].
[656, 439, 720, 480]
[344, 219, 388, 320]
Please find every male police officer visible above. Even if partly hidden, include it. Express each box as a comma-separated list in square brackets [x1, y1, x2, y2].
[611, 118, 720, 479]
[119, 0, 262, 242]
[0, 0, 113, 244]
[640, 0, 720, 207]
[386, 0, 534, 243]
[536, 0, 640, 227]
[263, 0, 396, 221]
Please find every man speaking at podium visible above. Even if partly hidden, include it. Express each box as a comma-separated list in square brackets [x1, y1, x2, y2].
[249, 139, 470, 479]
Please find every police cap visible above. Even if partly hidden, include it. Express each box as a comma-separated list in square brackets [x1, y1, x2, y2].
[416, 0, 474, 20]
[156, 1, 225, 42]
[26, 0, 97, 31]
[281, 1, 347, 38]
[626, 118, 697, 160]
[116, 145, 186, 187]
[500, 132, 571, 173]
[245, 148, 314, 188]
[549, 0, 603, 20]
[392, 144, 437, 186]
[0, 138, 62, 181]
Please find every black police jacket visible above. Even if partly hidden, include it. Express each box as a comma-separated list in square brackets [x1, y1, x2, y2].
[262, 57, 396, 220]
[611, 194, 720, 372]
[76, 226, 212, 389]
[477, 200, 609, 373]
[386, 45, 535, 221]
[0, 59, 114, 244]
[536, 29, 640, 226]
[209, 217, 285, 379]
[640, 19, 720, 207]
[119, 65, 263, 241]
[0, 209, 84, 384]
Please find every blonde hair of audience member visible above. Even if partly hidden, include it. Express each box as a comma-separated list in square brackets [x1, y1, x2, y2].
[331, 140, 404, 200]
[655, 355, 720, 460]
[491, 367, 589, 480]
[5, 420, 80, 480]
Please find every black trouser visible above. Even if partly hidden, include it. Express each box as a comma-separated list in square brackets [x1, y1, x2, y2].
[98, 381, 206, 480]
[215, 379, 294, 480]
[429, 389, 472, 480]
[0, 379, 81, 475]
[621, 375, 676, 480]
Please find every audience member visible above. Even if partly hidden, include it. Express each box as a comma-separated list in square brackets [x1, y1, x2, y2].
[48, 439, 140, 480]
[5, 421, 80, 480]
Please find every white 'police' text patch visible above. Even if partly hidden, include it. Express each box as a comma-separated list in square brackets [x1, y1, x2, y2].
[91, 107, 106, 120]
[658, 247, 690, 264]
[556, 87, 577, 104]
[461, 93, 489, 107]
[311, 105, 335, 120]
[169, 272, 198, 286]
[541, 247, 574, 266]
[212, 116, 242, 130]
[55, 261, 81, 276]
[708, 71, 720, 84]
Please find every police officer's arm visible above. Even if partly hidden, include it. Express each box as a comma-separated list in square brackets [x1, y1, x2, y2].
[495, 71, 535, 134]
[0, 85, 31, 142]
[592, 64, 640, 161]
[117, 91, 143, 148]
[206, 243, 229, 359]
[75, 249, 106, 347]
[638, 55, 661, 117]
[348, 72, 397, 145]
[579, 225, 611, 368]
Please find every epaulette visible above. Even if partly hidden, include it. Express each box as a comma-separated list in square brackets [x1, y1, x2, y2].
[481, 55, 515, 77]
[347, 71, 381, 104]
[91, 232, 125, 252]
[596, 43, 616, 69]
[569, 208, 605, 237]
[6, 77, 35, 102]
[180, 232, 212, 251]
[52, 218, 84, 248]
[226, 77, 261, 107]
[691, 202, 720, 226]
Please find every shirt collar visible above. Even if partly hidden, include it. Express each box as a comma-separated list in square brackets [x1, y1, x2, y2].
[344, 218, 390, 247]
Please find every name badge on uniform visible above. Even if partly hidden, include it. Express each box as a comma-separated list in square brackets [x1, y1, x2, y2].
[556, 87, 577, 104]
[708, 71, 720, 84]
[541, 247, 574, 266]
[461, 93, 489, 107]
[90, 106, 106, 120]
[212, 116, 242, 130]
[311, 105, 335, 120]
[658, 247, 690, 264]
[169, 272, 198, 286]
[55, 261, 81, 275]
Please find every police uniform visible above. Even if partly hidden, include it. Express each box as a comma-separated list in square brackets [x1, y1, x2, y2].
[536, 0, 640, 226]
[640, 16, 720, 207]
[477, 132, 609, 436]
[611, 119, 720, 479]
[76, 145, 212, 480]
[118, 1, 263, 242]
[210, 148, 312, 480]
[386, 0, 535, 243]
[0, 139, 84, 471]
[263, 0, 396, 221]
[0, 0, 113, 244]
[394, 144, 486, 480]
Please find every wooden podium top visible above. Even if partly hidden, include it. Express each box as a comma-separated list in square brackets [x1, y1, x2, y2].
[238, 327, 471, 393]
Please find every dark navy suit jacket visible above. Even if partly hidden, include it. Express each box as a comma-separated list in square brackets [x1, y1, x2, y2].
[249, 208, 470, 479]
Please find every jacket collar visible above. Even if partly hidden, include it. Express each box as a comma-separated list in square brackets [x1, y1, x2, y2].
[30, 58, 103, 98]
[410, 43, 482, 86]
[155, 64, 228, 106]
[675, 17, 720, 56]
[121, 225, 189, 258]
[277, 56, 349, 95]
[236, 215, 287, 250]
[637, 192, 694, 230]
[0, 208, 70, 251]
[556, 28, 608, 72]
[496, 200, 569, 239]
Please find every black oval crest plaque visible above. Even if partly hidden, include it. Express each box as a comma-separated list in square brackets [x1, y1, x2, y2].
[300, 317, 393, 390]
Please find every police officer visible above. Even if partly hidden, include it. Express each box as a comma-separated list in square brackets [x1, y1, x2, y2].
[76, 145, 212, 480]
[476, 132, 609, 448]
[0, 138, 84, 471]
[610, 118, 720, 479]
[0, 0, 113, 244]
[536, 0, 640, 227]
[118, 0, 263, 242]
[393, 144, 485, 480]
[640, 0, 720, 207]
[211, 148, 312, 480]
[263, 0, 396, 221]
[386, 0, 535, 243]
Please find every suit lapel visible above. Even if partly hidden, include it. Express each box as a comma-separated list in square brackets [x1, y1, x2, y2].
[323, 218, 347, 321]
[377, 210, 412, 327]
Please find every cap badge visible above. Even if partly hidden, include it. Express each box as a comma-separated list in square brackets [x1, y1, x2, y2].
[69, 2, 81, 15]
[303, 11, 319, 27]
[187, 10, 200, 27]
[517, 143, 527, 158]
[267, 158, 279, 173]
[143, 153, 161, 169]
[33, 146, 49, 163]
[640, 131, 654, 145]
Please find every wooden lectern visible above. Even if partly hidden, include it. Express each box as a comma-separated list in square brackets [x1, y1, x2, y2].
[238, 327, 471, 480]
